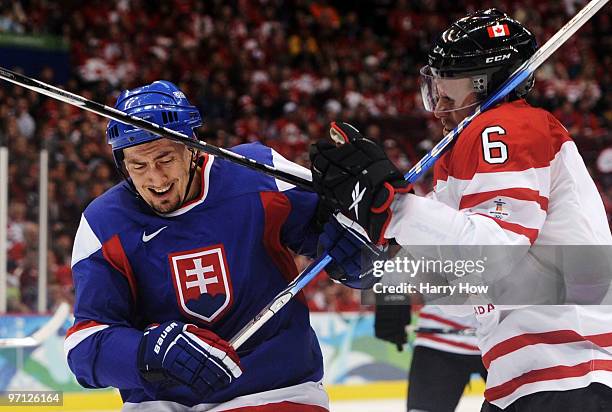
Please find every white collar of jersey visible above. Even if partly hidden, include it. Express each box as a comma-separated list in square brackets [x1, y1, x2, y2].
[157, 154, 214, 218]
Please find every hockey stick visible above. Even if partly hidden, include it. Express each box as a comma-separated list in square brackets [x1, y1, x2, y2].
[409, 326, 477, 337]
[0, 302, 71, 348]
[229, 0, 609, 349]
[0, 67, 313, 190]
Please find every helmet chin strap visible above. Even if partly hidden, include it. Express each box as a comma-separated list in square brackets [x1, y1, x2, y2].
[182, 149, 203, 206]
[113, 150, 142, 199]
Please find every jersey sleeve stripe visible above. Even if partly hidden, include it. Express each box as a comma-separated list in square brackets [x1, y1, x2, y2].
[259, 191, 305, 305]
[476, 213, 539, 244]
[418, 312, 472, 330]
[484, 359, 612, 402]
[415, 333, 480, 352]
[271, 149, 311, 192]
[482, 330, 612, 369]
[460, 188, 548, 212]
[462, 167, 551, 198]
[64, 321, 109, 357]
[71, 214, 102, 268]
[101, 235, 138, 303]
[66, 319, 108, 338]
[468, 198, 547, 232]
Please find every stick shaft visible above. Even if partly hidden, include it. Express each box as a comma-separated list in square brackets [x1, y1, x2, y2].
[409, 326, 476, 336]
[0, 67, 314, 190]
[0, 302, 71, 348]
[229, 255, 333, 348]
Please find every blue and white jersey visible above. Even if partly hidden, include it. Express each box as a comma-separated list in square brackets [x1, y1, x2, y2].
[65, 143, 327, 409]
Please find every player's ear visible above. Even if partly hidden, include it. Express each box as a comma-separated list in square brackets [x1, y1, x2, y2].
[187, 147, 204, 167]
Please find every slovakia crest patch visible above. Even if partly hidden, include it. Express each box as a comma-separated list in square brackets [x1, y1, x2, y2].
[169, 244, 233, 324]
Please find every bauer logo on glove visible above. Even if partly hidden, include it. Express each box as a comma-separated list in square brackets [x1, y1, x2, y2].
[138, 321, 242, 397]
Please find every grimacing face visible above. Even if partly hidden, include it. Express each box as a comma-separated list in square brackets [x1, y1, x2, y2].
[433, 77, 480, 135]
[123, 139, 199, 213]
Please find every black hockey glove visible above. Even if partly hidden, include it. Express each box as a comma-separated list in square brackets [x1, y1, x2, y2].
[374, 299, 411, 352]
[310, 122, 412, 245]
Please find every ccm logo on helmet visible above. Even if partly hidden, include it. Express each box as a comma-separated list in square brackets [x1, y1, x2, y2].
[485, 53, 511, 63]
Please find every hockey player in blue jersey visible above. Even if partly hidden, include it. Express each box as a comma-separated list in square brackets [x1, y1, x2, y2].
[64, 80, 368, 411]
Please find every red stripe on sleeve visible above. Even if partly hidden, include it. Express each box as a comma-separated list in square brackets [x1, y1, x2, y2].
[259, 192, 305, 305]
[66, 320, 107, 338]
[460, 188, 548, 212]
[418, 312, 471, 330]
[476, 213, 539, 244]
[482, 330, 612, 369]
[485, 359, 612, 402]
[102, 235, 138, 303]
[415, 333, 480, 352]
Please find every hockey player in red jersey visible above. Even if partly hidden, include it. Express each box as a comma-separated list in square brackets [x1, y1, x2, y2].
[374, 301, 486, 412]
[310, 9, 612, 412]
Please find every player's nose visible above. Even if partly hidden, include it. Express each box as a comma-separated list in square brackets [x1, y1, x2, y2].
[147, 165, 169, 186]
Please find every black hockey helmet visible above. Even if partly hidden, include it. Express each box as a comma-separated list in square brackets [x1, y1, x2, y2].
[420, 9, 537, 113]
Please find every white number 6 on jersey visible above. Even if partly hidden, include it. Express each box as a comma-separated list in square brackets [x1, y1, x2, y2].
[481, 126, 508, 164]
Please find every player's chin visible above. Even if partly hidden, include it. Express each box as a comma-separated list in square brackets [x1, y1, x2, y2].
[148, 196, 182, 213]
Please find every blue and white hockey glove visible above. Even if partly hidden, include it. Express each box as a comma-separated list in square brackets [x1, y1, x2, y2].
[137, 321, 242, 396]
[319, 214, 385, 289]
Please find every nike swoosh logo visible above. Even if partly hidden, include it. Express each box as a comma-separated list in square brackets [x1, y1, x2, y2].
[142, 226, 168, 242]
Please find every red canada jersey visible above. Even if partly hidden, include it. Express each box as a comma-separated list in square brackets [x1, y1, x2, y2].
[386, 100, 612, 408]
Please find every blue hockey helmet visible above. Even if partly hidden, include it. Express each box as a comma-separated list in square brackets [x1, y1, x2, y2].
[106, 80, 202, 164]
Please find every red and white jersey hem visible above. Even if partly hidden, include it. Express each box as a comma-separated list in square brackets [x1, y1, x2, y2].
[486, 368, 612, 408]
[121, 381, 329, 411]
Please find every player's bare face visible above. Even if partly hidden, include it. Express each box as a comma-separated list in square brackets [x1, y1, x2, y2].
[123, 139, 200, 213]
[433, 77, 479, 135]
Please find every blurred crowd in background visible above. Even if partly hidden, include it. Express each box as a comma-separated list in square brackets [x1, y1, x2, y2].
[0, 0, 610, 312]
